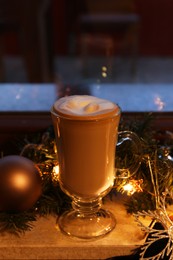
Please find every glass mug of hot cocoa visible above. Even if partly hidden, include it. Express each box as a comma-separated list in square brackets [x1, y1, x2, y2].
[51, 95, 141, 239]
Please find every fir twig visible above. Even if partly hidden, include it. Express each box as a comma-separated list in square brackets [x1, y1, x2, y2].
[0, 212, 37, 236]
[1, 115, 173, 235]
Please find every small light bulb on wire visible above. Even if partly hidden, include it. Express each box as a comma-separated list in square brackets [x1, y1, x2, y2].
[123, 179, 143, 196]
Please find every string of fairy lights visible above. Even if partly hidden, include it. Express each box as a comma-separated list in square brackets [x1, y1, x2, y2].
[1, 115, 173, 259]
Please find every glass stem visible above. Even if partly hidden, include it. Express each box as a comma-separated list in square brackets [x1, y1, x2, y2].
[72, 197, 102, 216]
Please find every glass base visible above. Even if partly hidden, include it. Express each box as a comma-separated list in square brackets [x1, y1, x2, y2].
[58, 208, 116, 239]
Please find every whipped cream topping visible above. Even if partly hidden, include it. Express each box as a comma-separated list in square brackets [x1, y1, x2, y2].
[54, 95, 117, 116]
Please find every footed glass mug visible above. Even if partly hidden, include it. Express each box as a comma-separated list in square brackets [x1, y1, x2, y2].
[51, 95, 141, 239]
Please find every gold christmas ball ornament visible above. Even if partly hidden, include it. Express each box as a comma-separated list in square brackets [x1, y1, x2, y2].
[0, 155, 42, 212]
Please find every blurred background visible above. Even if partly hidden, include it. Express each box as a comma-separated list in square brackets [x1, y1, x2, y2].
[0, 0, 173, 85]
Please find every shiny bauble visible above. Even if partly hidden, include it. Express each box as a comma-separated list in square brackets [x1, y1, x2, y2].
[0, 155, 42, 212]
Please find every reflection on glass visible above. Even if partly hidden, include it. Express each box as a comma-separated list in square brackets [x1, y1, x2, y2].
[1, 1, 173, 113]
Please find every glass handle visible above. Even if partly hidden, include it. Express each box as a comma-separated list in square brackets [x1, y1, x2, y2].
[116, 131, 142, 178]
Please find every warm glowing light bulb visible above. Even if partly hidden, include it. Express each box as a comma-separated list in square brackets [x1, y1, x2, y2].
[53, 165, 59, 175]
[52, 164, 60, 182]
[123, 179, 143, 196]
[101, 66, 108, 78]
[102, 72, 107, 78]
[102, 66, 107, 71]
[123, 183, 134, 194]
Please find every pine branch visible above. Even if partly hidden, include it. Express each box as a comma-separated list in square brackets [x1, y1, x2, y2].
[0, 212, 37, 236]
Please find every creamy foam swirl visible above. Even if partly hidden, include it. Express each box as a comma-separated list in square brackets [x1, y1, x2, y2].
[54, 95, 117, 116]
